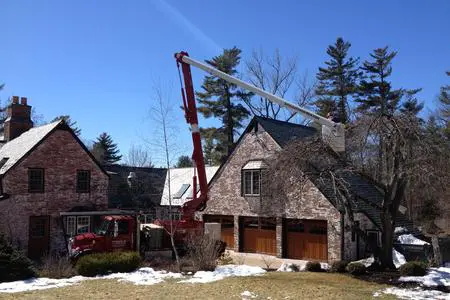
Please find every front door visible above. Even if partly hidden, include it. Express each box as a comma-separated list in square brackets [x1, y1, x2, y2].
[28, 216, 50, 259]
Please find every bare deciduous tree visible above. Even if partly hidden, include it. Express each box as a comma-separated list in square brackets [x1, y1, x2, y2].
[245, 49, 299, 120]
[123, 144, 153, 167]
[148, 82, 181, 270]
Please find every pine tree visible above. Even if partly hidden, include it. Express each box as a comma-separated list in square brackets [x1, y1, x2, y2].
[0, 234, 37, 282]
[51, 115, 81, 136]
[196, 47, 252, 159]
[355, 47, 416, 116]
[175, 155, 193, 168]
[438, 71, 450, 138]
[92, 132, 122, 164]
[315, 38, 361, 123]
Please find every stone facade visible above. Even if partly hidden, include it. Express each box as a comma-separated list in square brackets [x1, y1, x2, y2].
[198, 124, 344, 262]
[0, 128, 109, 255]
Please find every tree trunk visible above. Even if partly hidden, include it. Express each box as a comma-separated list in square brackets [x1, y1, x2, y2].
[431, 236, 442, 266]
[380, 211, 396, 269]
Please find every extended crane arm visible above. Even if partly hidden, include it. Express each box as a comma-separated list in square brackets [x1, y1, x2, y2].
[175, 51, 345, 220]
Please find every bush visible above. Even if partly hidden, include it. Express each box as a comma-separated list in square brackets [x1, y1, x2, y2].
[39, 254, 76, 279]
[75, 251, 142, 277]
[0, 235, 37, 282]
[399, 261, 428, 276]
[185, 234, 223, 272]
[346, 262, 366, 275]
[330, 261, 349, 273]
[305, 261, 322, 272]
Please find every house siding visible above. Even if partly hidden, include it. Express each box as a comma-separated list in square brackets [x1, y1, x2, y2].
[198, 125, 343, 261]
[0, 129, 108, 255]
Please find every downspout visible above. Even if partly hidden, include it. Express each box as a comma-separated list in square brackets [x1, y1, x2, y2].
[340, 212, 345, 261]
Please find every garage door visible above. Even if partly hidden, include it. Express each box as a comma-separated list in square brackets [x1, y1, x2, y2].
[241, 217, 276, 255]
[203, 215, 234, 249]
[285, 219, 328, 261]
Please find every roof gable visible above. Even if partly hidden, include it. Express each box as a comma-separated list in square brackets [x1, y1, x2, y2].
[0, 121, 62, 175]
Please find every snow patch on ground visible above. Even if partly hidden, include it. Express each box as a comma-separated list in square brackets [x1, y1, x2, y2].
[399, 267, 450, 287]
[0, 265, 265, 293]
[0, 276, 91, 293]
[180, 265, 266, 283]
[276, 261, 329, 272]
[394, 249, 407, 268]
[374, 287, 450, 299]
[398, 234, 430, 245]
[354, 249, 406, 268]
[241, 290, 258, 299]
[102, 267, 183, 285]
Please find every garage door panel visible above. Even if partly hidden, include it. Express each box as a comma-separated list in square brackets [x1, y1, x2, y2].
[286, 219, 328, 261]
[242, 217, 276, 255]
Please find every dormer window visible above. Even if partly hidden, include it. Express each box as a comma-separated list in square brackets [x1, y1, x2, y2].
[241, 160, 267, 197]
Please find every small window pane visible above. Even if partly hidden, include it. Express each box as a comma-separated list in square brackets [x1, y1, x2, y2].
[29, 169, 44, 193]
[77, 170, 90, 193]
[66, 216, 76, 236]
[76, 216, 90, 234]
[244, 171, 252, 195]
[252, 171, 260, 195]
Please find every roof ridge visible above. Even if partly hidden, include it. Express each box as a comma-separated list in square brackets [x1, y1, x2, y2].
[254, 115, 315, 130]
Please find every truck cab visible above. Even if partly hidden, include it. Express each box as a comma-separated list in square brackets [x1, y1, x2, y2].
[69, 215, 137, 259]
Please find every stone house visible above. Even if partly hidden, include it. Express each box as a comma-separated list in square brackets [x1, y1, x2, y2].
[198, 116, 416, 262]
[0, 96, 109, 259]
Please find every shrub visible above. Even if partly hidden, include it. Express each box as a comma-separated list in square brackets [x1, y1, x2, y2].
[330, 261, 349, 273]
[75, 251, 142, 277]
[399, 261, 428, 276]
[185, 234, 223, 272]
[305, 261, 322, 272]
[346, 262, 366, 275]
[39, 254, 76, 279]
[0, 235, 37, 282]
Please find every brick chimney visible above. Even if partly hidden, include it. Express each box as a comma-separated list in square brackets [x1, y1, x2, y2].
[4, 96, 34, 141]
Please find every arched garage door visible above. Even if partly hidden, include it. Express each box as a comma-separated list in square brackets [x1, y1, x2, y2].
[203, 215, 234, 249]
[285, 219, 328, 261]
[241, 217, 276, 255]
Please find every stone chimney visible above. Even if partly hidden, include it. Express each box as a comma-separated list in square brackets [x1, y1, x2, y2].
[4, 96, 34, 141]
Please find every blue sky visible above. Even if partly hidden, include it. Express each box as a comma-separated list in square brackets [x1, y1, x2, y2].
[2, 0, 449, 166]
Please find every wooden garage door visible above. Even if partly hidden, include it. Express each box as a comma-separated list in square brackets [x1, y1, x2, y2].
[203, 215, 234, 249]
[285, 219, 328, 261]
[242, 217, 276, 255]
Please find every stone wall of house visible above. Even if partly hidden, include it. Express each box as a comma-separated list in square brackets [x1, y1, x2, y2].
[198, 124, 343, 261]
[342, 212, 379, 261]
[0, 129, 109, 255]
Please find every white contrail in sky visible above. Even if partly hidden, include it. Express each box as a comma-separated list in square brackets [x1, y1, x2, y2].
[153, 0, 222, 54]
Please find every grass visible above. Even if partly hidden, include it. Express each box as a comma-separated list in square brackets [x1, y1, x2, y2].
[2, 272, 397, 300]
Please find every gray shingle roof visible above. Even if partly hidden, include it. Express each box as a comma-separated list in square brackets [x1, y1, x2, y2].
[255, 116, 418, 233]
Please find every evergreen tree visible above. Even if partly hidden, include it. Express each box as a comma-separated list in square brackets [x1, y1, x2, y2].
[51, 115, 81, 136]
[355, 47, 420, 116]
[175, 155, 193, 168]
[196, 47, 252, 160]
[92, 132, 122, 164]
[0, 234, 37, 282]
[315, 37, 361, 123]
[438, 71, 450, 138]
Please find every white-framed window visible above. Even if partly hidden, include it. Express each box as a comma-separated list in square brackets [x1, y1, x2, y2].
[66, 216, 91, 236]
[242, 170, 261, 196]
[144, 212, 156, 223]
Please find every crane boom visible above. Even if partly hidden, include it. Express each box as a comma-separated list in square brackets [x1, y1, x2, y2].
[175, 51, 345, 220]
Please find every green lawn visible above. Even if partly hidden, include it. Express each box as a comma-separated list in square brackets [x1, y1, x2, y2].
[2, 272, 396, 300]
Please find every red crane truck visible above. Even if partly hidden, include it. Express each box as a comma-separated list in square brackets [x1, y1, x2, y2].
[68, 51, 344, 259]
